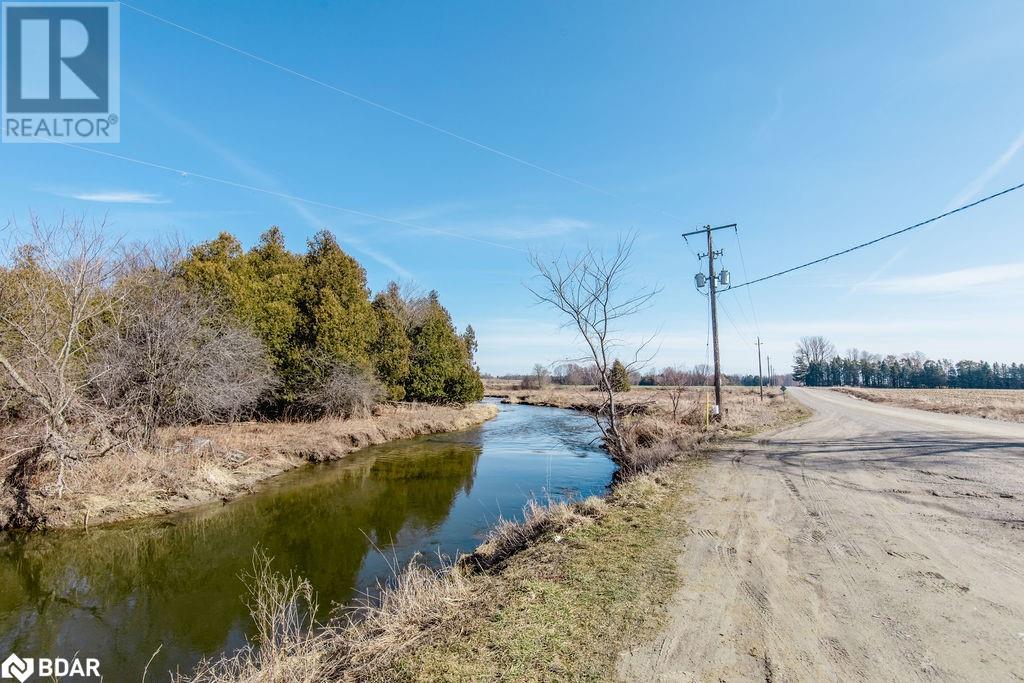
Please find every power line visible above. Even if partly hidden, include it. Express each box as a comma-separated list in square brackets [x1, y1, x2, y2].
[50, 142, 527, 253]
[719, 298, 752, 346]
[716, 255, 757, 339]
[121, 2, 686, 225]
[727, 179, 1024, 289]
[731, 225, 761, 336]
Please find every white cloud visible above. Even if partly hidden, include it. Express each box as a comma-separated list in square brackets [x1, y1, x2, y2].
[849, 245, 908, 292]
[68, 191, 170, 204]
[407, 215, 591, 242]
[487, 217, 591, 240]
[862, 263, 1024, 294]
[946, 127, 1024, 210]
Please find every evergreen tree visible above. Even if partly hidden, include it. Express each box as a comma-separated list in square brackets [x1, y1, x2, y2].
[238, 227, 304, 381]
[371, 293, 412, 400]
[297, 230, 378, 368]
[406, 301, 483, 403]
[462, 324, 478, 362]
[180, 228, 486, 412]
[610, 359, 631, 392]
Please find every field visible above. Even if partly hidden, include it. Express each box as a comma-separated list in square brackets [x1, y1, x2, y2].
[485, 381, 803, 437]
[831, 387, 1024, 423]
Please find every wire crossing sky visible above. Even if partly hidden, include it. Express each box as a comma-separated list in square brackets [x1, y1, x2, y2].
[728, 179, 1024, 290]
[3, 1, 1023, 374]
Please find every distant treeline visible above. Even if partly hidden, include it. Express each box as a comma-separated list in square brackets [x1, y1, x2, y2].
[792, 336, 1024, 389]
[488, 363, 790, 388]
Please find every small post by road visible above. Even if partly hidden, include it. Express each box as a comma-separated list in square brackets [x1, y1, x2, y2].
[756, 336, 764, 401]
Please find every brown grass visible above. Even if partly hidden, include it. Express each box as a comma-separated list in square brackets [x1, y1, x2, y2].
[183, 550, 475, 683]
[831, 387, 1024, 423]
[487, 382, 806, 437]
[3, 402, 498, 530]
[178, 384, 809, 682]
[461, 496, 609, 572]
[185, 552, 335, 683]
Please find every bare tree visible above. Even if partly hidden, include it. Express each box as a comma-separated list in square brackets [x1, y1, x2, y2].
[552, 362, 599, 386]
[688, 363, 712, 386]
[796, 335, 836, 365]
[520, 363, 551, 390]
[89, 266, 275, 441]
[528, 233, 660, 458]
[668, 386, 686, 422]
[0, 215, 126, 499]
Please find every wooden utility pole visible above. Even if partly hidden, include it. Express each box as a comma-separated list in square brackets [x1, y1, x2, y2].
[707, 229, 723, 417]
[684, 224, 734, 420]
[756, 336, 764, 400]
[767, 355, 772, 387]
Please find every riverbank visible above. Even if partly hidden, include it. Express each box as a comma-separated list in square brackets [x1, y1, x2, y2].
[183, 385, 809, 682]
[2, 403, 498, 530]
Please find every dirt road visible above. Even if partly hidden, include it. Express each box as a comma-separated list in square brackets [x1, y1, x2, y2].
[619, 388, 1024, 682]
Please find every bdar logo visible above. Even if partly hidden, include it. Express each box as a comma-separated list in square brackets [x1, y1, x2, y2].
[1, 653, 33, 683]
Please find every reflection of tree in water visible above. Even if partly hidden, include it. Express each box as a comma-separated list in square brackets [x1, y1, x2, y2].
[0, 437, 482, 682]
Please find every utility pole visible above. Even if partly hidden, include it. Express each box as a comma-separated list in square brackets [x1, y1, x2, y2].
[684, 223, 733, 420]
[767, 355, 772, 387]
[756, 337, 764, 400]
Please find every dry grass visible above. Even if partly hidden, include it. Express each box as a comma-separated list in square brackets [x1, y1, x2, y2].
[183, 550, 474, 683]
[832, 387, 1024, 423]
[182, 470, 685, 683]
[3, 402, 498, 530]
[184, 553, 335, 683]
[487, 382, 807, 438]
[384, 468, 691, 682]
[462, 496, 609, 572]
[178, 384, 809, 682]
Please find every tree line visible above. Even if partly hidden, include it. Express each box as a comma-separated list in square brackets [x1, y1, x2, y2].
[792, 335, 1024, 389]
[0, 217, 482, 504]
[495, 362, 785, 389]
[178, 226, 483, 411]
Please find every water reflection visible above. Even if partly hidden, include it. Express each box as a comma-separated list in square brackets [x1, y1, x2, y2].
[0, 401, 613, 680]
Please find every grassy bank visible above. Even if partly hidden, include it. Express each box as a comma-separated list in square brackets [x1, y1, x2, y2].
[831, 386, 1024, 423]
[2, 403, 497, 530]
[385, 465, 691, 681]
[183, 385, 808, 682]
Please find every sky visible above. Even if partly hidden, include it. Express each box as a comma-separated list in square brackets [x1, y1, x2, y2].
[2, 1, 1023, 375]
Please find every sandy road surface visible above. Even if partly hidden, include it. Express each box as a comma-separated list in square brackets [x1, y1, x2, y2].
[619, 388, 1024, 682]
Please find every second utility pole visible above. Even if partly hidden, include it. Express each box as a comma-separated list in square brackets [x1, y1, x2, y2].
[756, 336, 764, 400]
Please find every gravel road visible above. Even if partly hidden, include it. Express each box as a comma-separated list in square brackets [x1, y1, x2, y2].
[618, 388, 1024, 682]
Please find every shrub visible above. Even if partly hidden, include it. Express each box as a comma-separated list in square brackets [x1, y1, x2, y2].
[297, 357, 384, 419]
[89, 271, 275, 441]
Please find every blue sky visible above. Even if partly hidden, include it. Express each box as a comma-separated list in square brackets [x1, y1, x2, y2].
[3, 1, 1023, 375]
